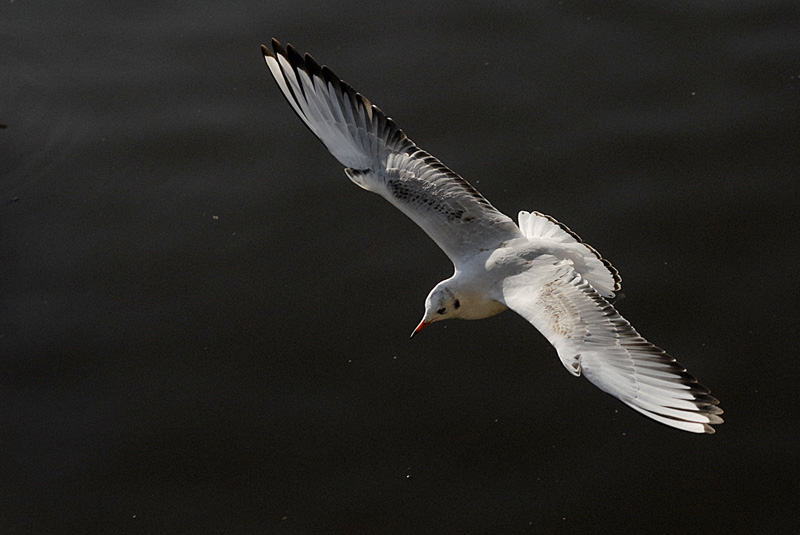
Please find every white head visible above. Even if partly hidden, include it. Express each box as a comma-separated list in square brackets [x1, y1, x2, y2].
[410, 280, 463, 338]
[410, 275, 508, 338]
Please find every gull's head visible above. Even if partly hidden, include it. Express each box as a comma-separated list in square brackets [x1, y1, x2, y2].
[410, 282, 462, 338]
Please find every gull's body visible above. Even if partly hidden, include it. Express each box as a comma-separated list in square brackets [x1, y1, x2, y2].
[261, 39, 722, 433]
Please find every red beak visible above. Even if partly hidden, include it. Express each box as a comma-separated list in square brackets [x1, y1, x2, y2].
[410, 319, 430, 339]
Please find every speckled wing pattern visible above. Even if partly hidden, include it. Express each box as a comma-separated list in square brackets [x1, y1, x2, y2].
[501, 259, 723, 433]
[261, 39, 522, 265]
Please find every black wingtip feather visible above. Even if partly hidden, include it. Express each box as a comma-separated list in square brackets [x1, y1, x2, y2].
[286, 43, 305, 70]
[303, 52, 323, 78]
[271, 38, 287, 58]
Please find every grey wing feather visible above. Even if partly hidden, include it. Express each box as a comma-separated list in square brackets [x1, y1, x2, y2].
[262, 39, 522, 264]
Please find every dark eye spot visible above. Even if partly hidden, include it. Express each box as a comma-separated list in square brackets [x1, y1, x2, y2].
[454, 299, 460, 309]
[437, 307, 447, 315]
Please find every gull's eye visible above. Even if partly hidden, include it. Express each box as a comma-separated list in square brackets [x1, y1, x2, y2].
[437, 307, 447, 315]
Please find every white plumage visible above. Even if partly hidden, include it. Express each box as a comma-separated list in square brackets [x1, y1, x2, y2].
[261, 39, 722, 433]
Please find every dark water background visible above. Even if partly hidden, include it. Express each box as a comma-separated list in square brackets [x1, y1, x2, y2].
[2, 1, 799, 533]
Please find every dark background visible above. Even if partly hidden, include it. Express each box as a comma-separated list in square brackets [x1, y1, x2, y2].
[2, 1, 799, 533]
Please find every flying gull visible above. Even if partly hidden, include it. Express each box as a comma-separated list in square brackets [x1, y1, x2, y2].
[260, 39, 723, 433]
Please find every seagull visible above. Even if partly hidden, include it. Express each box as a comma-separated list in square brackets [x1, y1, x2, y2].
[261, 39, 723, 433]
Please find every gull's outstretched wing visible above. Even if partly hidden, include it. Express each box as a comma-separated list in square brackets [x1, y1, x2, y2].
[500, 258, 723, 433]
[261, 39, 522, 265]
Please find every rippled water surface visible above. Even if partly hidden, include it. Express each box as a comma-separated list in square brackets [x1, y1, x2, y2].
[2, 1, 799, 533]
